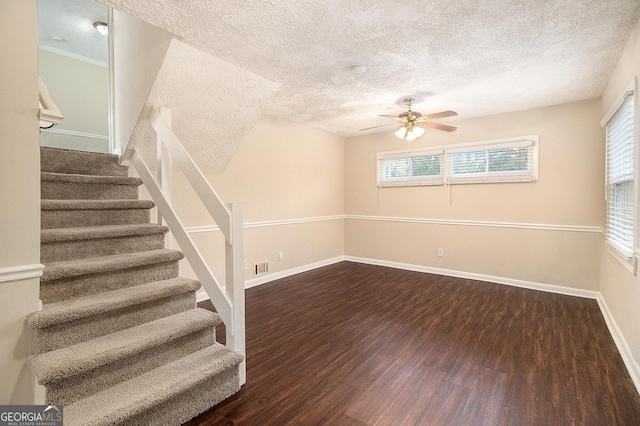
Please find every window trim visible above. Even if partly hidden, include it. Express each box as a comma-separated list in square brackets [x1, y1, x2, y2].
[602, 77, 638, 274]
[377, 135, 539, 187]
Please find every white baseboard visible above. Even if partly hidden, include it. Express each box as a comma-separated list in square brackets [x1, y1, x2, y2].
[196, 288, 209, 303]
[344, 256, 599, 299]
[596, 294, 640, 392]
[245, 256, 345, 289]
[195, 256, 346, 303]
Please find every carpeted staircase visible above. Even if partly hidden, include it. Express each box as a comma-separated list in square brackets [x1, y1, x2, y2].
[28, 147, 243, 426]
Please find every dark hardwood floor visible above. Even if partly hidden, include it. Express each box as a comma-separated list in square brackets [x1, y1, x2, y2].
[187, 261, 640, 425]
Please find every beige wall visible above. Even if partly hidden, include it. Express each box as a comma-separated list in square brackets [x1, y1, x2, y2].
[599, 18, 640, 374]
[170, 115, 345, 282]
[345, 98, 604, 291]
[39, 49, 109, 153]
[0, 0, 41, 404]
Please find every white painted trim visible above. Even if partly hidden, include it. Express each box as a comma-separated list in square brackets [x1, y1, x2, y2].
[196, 257, 345, 302]
[186, 215, 344, 234]
[41, 127, 109, 141]
[38, 77, 63, 127]
[596, 293, 640, 392]
[196, 288, 209, 303]
[149, 108, 233, 242]
[132, 149, 234, 330]
[187, 225, 222, 234]
[186, 214, 600, 234]
[39, 45, 108, 68]
[245, 257, 344, 289]
[600, 80, 635, 127]
[38, 109, 63, 127]
[344, 256, 599, 299]
[0, 264, 45, 284]
[246, 215, 344, 229]
[345, 215, 602, 233]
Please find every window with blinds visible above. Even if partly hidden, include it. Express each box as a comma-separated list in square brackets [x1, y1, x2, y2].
[377, 136, 538, 187]
[378, 149, 444, 187]
[447, 140, 536, 184]
[605, 93, 636, 262]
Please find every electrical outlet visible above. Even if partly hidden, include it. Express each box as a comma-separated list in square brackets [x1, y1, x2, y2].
[278, 251, 284, 261]
[437, 248, 444, 257]
[243, 260, 248, 270]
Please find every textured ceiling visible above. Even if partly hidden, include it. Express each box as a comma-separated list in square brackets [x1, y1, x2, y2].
[99, 0, 640, 137]
[129, 39, 281, 173]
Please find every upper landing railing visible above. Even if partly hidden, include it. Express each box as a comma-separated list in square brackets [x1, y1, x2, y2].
[130, 107, 246, 384]
[38, 77, 63, 129]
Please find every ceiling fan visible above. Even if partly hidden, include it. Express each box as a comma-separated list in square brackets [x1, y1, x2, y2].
[360, 98, 458, 141]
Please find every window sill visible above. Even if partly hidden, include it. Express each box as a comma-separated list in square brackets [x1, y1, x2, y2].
[607, 244, 637, 275]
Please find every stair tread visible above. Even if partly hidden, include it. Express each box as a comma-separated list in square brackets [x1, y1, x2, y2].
[64, 344, 243, 426]
[41, 147, 127, 177]
[42, 224, 169, 243]
[41, 199, 154, 210]
[41, 172, 143, 186]
[28, 278, 201, 329]
[30, 309, 221, 384]
[42, 249, 184, 281]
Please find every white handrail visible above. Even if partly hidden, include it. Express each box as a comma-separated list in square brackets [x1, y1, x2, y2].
[38, 77, 63, 128]
[148, 108, 232, 242]
[131, 150, 234, 330]
[133, 107, 246, 385]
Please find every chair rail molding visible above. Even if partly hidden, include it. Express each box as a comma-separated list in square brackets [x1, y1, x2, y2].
[0, 263, 45, 284]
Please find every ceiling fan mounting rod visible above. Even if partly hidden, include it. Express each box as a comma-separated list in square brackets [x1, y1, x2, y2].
[404, 97, 415, 110]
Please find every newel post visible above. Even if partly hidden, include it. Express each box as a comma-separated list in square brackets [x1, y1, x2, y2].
[225, 202, 246, 385]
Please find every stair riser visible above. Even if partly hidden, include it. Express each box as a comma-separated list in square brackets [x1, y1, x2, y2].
[40, 262, 180, 304]
[42, 209, 151, 229]
[41, 147, 128, 177]
[41, 233, 166, 263]
[120, 368, 240, 426]
[33, 292, 198, 354]
[42, 182, 139, 200]
[45, 328, 216, 406]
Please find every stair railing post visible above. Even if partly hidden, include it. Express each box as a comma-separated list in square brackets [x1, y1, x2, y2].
[225, 202, 246, 385]
[156, 107, 173, 249]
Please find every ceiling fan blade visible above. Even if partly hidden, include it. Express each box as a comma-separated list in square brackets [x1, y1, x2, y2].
[420, 122, 457, 132]
[378, 114, 400, 118]
[422, 110, 458, 120]
[359, 123, 403, 131]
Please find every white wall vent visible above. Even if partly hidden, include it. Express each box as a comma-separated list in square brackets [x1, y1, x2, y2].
[254, 261, 269, 276]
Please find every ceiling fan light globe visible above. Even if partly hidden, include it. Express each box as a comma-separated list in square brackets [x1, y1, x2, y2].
[394, 127, 407, 139]
[405, 131, 417, 141]
[413, 127, 425, 137]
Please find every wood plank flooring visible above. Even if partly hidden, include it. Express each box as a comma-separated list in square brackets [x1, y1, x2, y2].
[187, 261, 640, 425]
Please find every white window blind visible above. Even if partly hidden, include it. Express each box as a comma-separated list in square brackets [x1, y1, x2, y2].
[378, 149, 444, 187]
[606, 92, 636, 261]
[446, 139, 537, 184]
